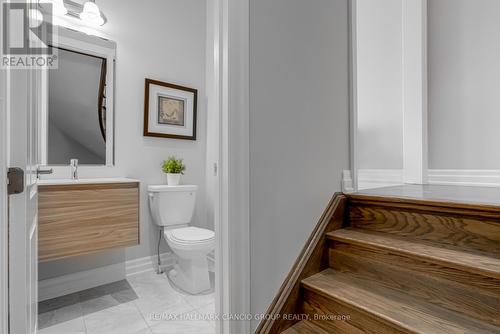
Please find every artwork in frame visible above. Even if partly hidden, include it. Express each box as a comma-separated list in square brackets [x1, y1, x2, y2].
[143, 78, 197, 140]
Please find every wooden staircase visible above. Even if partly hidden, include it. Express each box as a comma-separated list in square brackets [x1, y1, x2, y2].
[256, 187, 500, 334]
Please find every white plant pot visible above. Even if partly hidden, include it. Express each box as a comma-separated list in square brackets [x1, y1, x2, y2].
[166, 173, 181, 186]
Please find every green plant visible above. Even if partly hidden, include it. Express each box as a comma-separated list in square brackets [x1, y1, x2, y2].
[162, 156, 186, 174]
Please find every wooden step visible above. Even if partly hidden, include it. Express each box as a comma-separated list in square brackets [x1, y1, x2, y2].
[280, 320, 335, 334]
[329, 243, 500, 326]
[301, 269, 500, 334]
[348, 203, 500, 257]
[327, 228, 500, 279]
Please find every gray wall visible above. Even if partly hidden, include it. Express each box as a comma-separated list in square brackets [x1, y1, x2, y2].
[428, 0, 500, 169]
[250, 0, 349, 330]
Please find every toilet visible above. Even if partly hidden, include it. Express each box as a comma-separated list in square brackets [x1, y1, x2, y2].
[148, 185, 215, 294]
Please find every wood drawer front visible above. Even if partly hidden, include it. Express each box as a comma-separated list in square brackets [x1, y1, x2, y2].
[38, 183, 139, 262]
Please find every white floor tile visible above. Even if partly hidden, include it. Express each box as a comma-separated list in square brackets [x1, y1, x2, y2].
[81, 295, 120, 316]
[84, 302, 149, 334]
[183, 291, 215, 310]
[136, 297, 196, 327]
[150, 319, 215, 334]
[130, 328, 153, 334]
[38, 302, 83, 329]
[38, 317, 86, 334]
[195, 302, 216, 328]
[39, 270, 215, 334]
[129, 272, 185, 301]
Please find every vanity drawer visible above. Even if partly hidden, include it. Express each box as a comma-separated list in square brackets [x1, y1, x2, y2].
[38, 182, 139, 261]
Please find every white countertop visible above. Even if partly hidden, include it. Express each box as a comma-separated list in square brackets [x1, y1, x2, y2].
[38, 177, 140, 186]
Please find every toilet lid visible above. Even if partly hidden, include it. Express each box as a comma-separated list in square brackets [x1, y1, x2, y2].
[170, 227, 215, 243]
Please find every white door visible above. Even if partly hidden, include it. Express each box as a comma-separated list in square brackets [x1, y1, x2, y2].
[5, 0, 50, 330]
[6, 2, 49, 326]
[8, 65, 44, 334]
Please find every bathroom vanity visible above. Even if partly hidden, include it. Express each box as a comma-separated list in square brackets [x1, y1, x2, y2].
[38, 178, 140, 261]
[34, 27, 133, 262]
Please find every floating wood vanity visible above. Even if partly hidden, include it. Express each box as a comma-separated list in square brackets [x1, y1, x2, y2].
[38, 178, 140, 262]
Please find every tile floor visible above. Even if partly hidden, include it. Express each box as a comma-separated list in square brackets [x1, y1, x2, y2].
[38, 271, 216, 334]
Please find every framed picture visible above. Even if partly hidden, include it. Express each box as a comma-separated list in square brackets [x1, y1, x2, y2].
[143, 78, 197, 140]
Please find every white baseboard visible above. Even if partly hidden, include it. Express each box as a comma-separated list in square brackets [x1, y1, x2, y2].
[343, 169, 500, 189]
[126, 252, 175, 277]
[39, 253, 174, 301]
[428, 170, 500, 187]
[357, 169, 404, 190]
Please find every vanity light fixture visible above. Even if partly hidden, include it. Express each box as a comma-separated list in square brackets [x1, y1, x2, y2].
[79, 0, 104, 26]
[39, 0, 108, 27]
[46, 0, 68, 16]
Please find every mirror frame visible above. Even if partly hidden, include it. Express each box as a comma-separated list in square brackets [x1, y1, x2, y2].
[40, 26, 116, 167]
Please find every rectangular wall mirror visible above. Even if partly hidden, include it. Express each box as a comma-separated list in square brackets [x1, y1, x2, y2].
[40, 26, 116, 166]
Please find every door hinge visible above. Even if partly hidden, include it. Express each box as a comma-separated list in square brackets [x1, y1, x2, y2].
[7, 167, 24, 195]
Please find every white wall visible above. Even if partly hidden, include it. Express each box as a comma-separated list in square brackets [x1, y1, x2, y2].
[428, 0, 500, 170]
[249, 0, 349, 330]
[39, 0, 207, 279]
[355, 0, 404, 170]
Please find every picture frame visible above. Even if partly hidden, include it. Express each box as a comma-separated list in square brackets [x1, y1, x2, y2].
[143, 78, 198, 140]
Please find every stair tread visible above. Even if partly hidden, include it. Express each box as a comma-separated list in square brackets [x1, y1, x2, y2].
[302, 269, 500, 334]
[327, 228, 500, 279]
[329, 243, 500, 326]
[280, 320, 335, 334]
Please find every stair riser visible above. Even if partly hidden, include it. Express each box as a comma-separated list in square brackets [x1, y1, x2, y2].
[349, 204, 500, 257]
[280, 321, 332, 334]
[302, 290, 408, 334]
[328, 229, 500, 280]
[329, 243, 500, 327]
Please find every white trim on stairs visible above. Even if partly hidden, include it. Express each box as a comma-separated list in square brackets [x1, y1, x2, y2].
[353, 169, 404, 190]
[342, 170, 355, 193]
[344, 169, 500, 189]
[428, 170, 500, 187]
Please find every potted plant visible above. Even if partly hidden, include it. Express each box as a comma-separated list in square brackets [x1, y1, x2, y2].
[162, 156, 185, 186]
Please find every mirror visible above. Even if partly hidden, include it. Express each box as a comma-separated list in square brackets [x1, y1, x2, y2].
[48, 48, 107, 164]
[41, 27, 116, 166]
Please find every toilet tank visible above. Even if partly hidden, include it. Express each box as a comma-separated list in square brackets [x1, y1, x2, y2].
[148, 185, 197, 226]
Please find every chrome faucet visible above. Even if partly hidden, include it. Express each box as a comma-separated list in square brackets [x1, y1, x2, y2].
[70, 159, 79, 180]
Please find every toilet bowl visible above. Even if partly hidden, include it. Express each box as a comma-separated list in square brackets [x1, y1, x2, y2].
[164, 226, 214, 293]
[148, 185, 215, 294]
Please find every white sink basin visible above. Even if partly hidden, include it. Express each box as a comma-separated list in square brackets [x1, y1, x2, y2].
[38, 177, 139, 186]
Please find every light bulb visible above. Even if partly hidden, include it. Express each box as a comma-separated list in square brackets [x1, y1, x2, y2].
[51, 0, 67, 16]
[40, 0, 67, 16]
[79, 1, 104, 26]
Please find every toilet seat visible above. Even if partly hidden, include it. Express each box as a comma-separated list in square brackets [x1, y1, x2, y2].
[165, 227, 215, 246]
